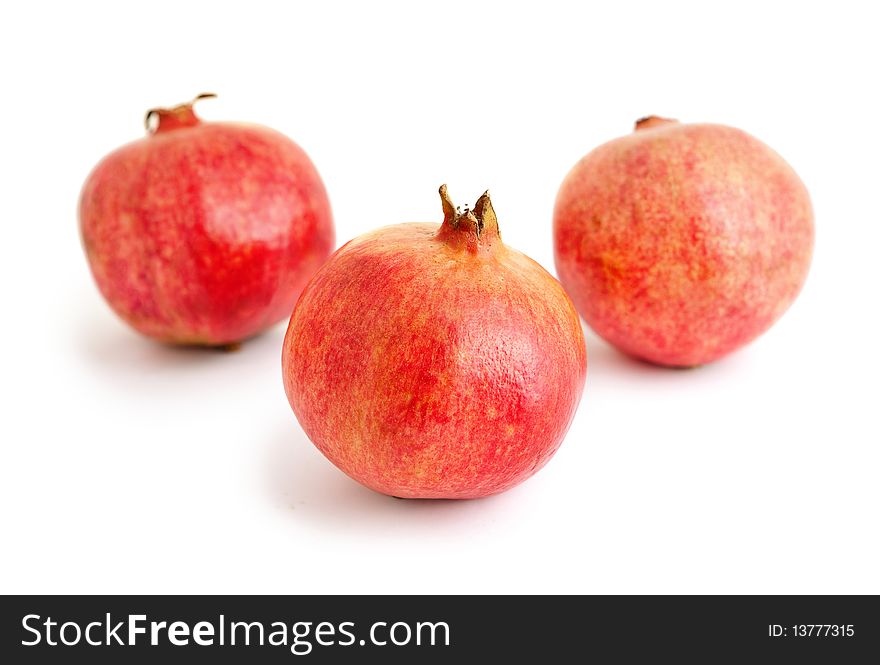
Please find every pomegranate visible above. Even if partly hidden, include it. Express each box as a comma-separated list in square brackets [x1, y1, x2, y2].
[553, 117, 814, 367]
[79, 94, 334, 347]
[282, 186, 586, 499]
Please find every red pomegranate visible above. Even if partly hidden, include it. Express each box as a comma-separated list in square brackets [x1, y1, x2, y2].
[554, 117, 814, 367]
[79, 94, 334, 347]
[282, 186, 587, 499]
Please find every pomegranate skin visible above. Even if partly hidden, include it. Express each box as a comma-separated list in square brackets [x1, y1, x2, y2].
[553, 118, 814, 367]
[282, 187, 586, 499]
[79, 96, 334, 346]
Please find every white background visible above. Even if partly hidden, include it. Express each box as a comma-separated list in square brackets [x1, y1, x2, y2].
[1, 0, 878, 594]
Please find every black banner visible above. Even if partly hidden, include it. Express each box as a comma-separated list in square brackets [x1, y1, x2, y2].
[1, 595, 877, 662]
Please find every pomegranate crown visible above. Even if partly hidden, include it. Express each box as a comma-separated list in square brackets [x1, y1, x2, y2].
[438, 184, 499, 240]
[145, 93, 217, 134]
[634, 115, 679, 131]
